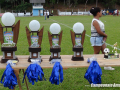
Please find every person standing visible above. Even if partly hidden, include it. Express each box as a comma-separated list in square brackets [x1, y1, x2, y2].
[103, 9, 106, 16]
[90, 7, 107, 54]
[52, 10, 53, 15]
[47, 10, 49, 19]
[113, 9, 117, 16]
[44, 10, 47, 20]
[117, 9, 119, 16]
[106, 10, 109, 15]
[88, 10, 90, 16]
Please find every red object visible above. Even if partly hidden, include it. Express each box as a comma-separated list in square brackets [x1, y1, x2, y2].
[117, 10, 119, 16]
[0, 13, 4, 16]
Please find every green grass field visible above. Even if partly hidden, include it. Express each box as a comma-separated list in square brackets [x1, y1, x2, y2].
[0, 15, 120, 90]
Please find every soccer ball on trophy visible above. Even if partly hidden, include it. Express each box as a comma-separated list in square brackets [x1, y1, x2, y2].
[104, 48, 110, 55]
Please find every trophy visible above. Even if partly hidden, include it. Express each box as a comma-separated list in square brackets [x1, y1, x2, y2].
[48, 23, 63, 61]
[104, 42, 119, 59]
[70, 22, 86, 61]
[104, 48, 110, 58]
[0, 12, 20, 63]
[26, 20, 44, 62]
[112, 42, 119, 56]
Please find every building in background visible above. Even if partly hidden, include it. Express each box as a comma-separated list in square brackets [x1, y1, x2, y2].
[30, 0, 45, 16]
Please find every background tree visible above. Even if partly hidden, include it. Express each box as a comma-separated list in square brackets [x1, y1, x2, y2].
[0, 0, 5, 12]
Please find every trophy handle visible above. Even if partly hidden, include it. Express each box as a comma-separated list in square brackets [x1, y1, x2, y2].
[59, 30, 63, 45]
[38, 26, 44, 46]
[81, 30, 86, 46]
[48, 31, 52, 47]
[70, 30, 75, 46]
[13, 20, 20, 44]
[0, 23, 4, 44]
[26, 26, 31, 46]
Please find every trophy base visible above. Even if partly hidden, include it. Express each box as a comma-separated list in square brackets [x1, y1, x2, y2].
[104, 54, 119, 59]
[1, 57, 19, 63]
[71, 56, 84, 61]
[49, 56, 61, 61]
[28, 56, 42, 62]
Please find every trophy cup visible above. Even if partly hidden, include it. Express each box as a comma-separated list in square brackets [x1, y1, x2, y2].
[0, 12, 20, 63]
[48, 23, 63, 61]
[104, 42, 119, 59]
[26, 20, 44, 62]
[70, 22, 86, 61]
[112, 42, 119, 56]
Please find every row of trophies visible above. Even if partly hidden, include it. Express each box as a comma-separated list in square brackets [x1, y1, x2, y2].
[0, 12, 86, 63]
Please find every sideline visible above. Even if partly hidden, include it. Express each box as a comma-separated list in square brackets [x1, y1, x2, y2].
[50, 18, 120, 50]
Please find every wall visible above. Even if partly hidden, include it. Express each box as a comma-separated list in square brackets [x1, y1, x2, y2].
[33, 9, 39, 16]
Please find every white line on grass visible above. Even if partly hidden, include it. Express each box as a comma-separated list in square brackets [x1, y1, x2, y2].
[50, 18, 120, 50]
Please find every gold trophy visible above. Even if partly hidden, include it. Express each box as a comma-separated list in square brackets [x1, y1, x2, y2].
[112, 42, 118, 55]
[0, 12, 20, 63]
[70, 22, 86, 61]
[104, 42, 119, 59]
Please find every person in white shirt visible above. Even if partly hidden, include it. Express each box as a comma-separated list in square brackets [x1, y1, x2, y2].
[47, 10, 49, 19]
[90, 7, 107, 54]
[44, 10, 47, 20]
[113, 9, 117, 16]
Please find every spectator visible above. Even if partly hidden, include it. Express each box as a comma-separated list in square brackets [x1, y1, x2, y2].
[117, 9, 119, 16]
[113, 9, 117, 16]
[106, 10, 109, 15]
[52, 10, 53, 15]
[44, 10, 47, 20]
[47, 10, 49, 19]
[88, 10, 90, 16]
[103, 9, 106, 16]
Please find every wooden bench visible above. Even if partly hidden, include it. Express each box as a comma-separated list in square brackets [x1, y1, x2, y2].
[0, 54, 120, 90]
[0, 54, 120, 69]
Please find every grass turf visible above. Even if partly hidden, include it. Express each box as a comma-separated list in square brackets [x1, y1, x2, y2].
[0, 15, 120, 90]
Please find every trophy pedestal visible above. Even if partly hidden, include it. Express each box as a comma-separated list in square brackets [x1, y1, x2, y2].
[104, 54, 108, 58]
[28, 47, 42, 62]
[1, 57, 18, 63]
[104, 54, 119, 59]
[49, 56, 61, 61]
[1, 47, 18, 63]
[71, 47, 84, 61]
[49, 47, 61, 61]
[71, 56, 84, 61]
[28, 56, 42, 62]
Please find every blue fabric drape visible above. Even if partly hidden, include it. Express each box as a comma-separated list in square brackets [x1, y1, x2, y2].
[49, 62, 63, 85]
[1, 64, 17, 89]
[84, 61, 102, 84]
[22, 64, 46, 85]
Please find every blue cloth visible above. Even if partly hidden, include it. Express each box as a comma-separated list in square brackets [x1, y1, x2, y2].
[49, 62, 63, 85]
[90, 37, 104, 46]
[1, 64, 17, 89]
[84, 61, 102, 84]
[22, 64, 46, 85]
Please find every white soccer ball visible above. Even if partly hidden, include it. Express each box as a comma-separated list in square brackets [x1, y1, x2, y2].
[104, 48, 110, 54]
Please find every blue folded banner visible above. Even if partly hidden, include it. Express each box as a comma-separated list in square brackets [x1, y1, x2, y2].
[49, 62, 63, 85]
[1, 64, 17, 89]
[84, 61, 102, 84]
[22, 63, 46, 85]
